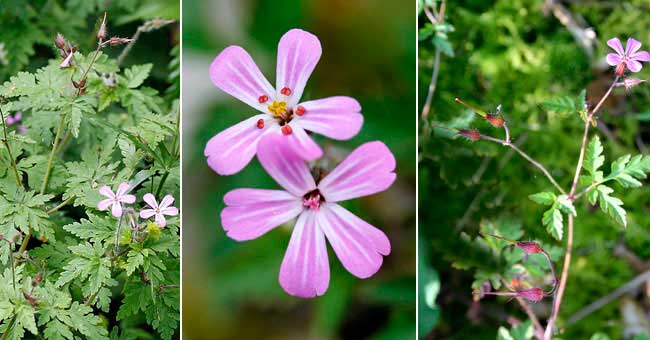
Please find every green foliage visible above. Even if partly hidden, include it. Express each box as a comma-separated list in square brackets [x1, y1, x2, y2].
[0, 7, 179, 340]
[419, 1, 650, 339]
[497, 321, 534, 340]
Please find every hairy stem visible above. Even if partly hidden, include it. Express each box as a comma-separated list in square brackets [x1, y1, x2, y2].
[155, 171, 170, 198]
[0, 316, 16, 340]
[421, 49, 441, 119]
[46, 196, 75, 215]
[544, 76, 619, 339]
[515, 296, 544, 339]
[0, 106, 22, 188]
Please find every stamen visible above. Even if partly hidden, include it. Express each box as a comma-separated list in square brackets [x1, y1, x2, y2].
[295, 105, 306, 116]
[303, 190, 322, 211]
[267, 101, 287, 117]
[256, 119, 265, 129]
[281, 125, 293, 135]
[280, 87, 292, 96]
[258, 95, 269, 104]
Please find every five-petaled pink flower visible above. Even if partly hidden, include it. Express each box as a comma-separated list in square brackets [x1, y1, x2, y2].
[205, 29, 363, 175]
[606, 37, 650, 75]
[221, 135, 395, 298]
[140, 193, 179, 227]
[97, 183, 136, 217]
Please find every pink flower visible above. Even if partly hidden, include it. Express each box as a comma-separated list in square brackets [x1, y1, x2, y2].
[606, 37, 650, 74]
[221, 135, 396, 298]
[5, 112, 21, 125]
[139, 193, 179, 227]
[97, 183, 136, 217]
[205, 29, 363, 175]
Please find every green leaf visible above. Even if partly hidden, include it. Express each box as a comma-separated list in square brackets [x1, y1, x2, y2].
[542, 205, 563, 240]
[583, 136, 604, 180]
[528, 192, 556, 205]
[605, 154, 650, 188]
[592, 185, 627, 227]
[543, 95, 576, 114]
[557, 195, 577, 217]
[124, 63, 153, 88]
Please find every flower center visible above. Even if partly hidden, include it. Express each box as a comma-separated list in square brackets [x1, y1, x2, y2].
[303, 189, 324, 212]
[268, 101, 287, 117]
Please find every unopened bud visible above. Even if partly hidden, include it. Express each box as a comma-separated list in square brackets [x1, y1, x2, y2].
[486, 114, 505, 128]
[457, 129, 481, 141]
[33, 272, 43, 285]
[621, 77, 646, 89]
[23, 292, 37, 306]
[516, 241, 543, 254]
[516, 287, 545, 302]
[55, 33, 66, 49]
[72, 78, 86, 89]
[98, 12, 107, 40]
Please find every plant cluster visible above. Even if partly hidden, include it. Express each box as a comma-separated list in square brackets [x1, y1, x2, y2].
[0, 10, 179, 340]
[434, 34, 650, 339]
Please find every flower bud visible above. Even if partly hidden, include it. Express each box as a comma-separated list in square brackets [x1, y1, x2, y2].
[623, 77, 646, 89]
[32, 272, 43, 285]
[457, 129, 481, 141]
[486, 114, 505, 128]
[98, 12, 107, 40]
[516, 241, 542, 254]
[516, 287, 545, 302]
[55, 33, 66, 49]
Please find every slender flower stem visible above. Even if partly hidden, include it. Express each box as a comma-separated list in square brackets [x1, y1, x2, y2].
[46, 196, 75, 215]
[515, 296, 544, 339]
[0, 106, 22, 187]
[155, 171, 170, 198]
[114, 211, 124, 255]
[421, 49, 441, 119]
[40, 114, 65, 195]
[544, 76, 619, 340]
[479, 135, 566, 194]
[0, 316, 16, 340]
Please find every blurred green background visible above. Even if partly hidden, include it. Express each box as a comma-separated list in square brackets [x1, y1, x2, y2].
[182, 1, 415, 339]
[419, 0, 650, 339]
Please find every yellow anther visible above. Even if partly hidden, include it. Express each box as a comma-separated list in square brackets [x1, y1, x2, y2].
[268, 101, 287, 117]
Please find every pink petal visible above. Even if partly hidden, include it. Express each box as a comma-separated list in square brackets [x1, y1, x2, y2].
[97, 199, 113, 211]
[5, 116, 14, 125]
[99, 186, 114, 199]
[279, 210, 329, 298]
[627, 59, 643, 73]
[116, 183, 131, 196]
[284, 124, 323, 161]
[111, 203, 123, 217]
[606, 53, 622, 66]
[140, 209, 157, 219]
[297, 96, 363, 140]
[275, 29, 322, 107]
[205, 114, 270, 175]
[221, 198, 303, 241]
[257, 134, 316, 196]
[59, 53, 73, 68]
[626, 38, 642, 55]
[318, 204, 390, 278]
[224, 188, 297, 205]
[318, 141, 396, 202]
[631, 51, 650, 62]
[210, 46, 275, 112]
[142, 193, 158, 209]
[154, 214, 167, 227]
[13, 112, 21, 121]
[161, 207, 179, 216]
[607, 37, 624, 55]
[120, 194, 136, 204]
[159, 194, 175, 209]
